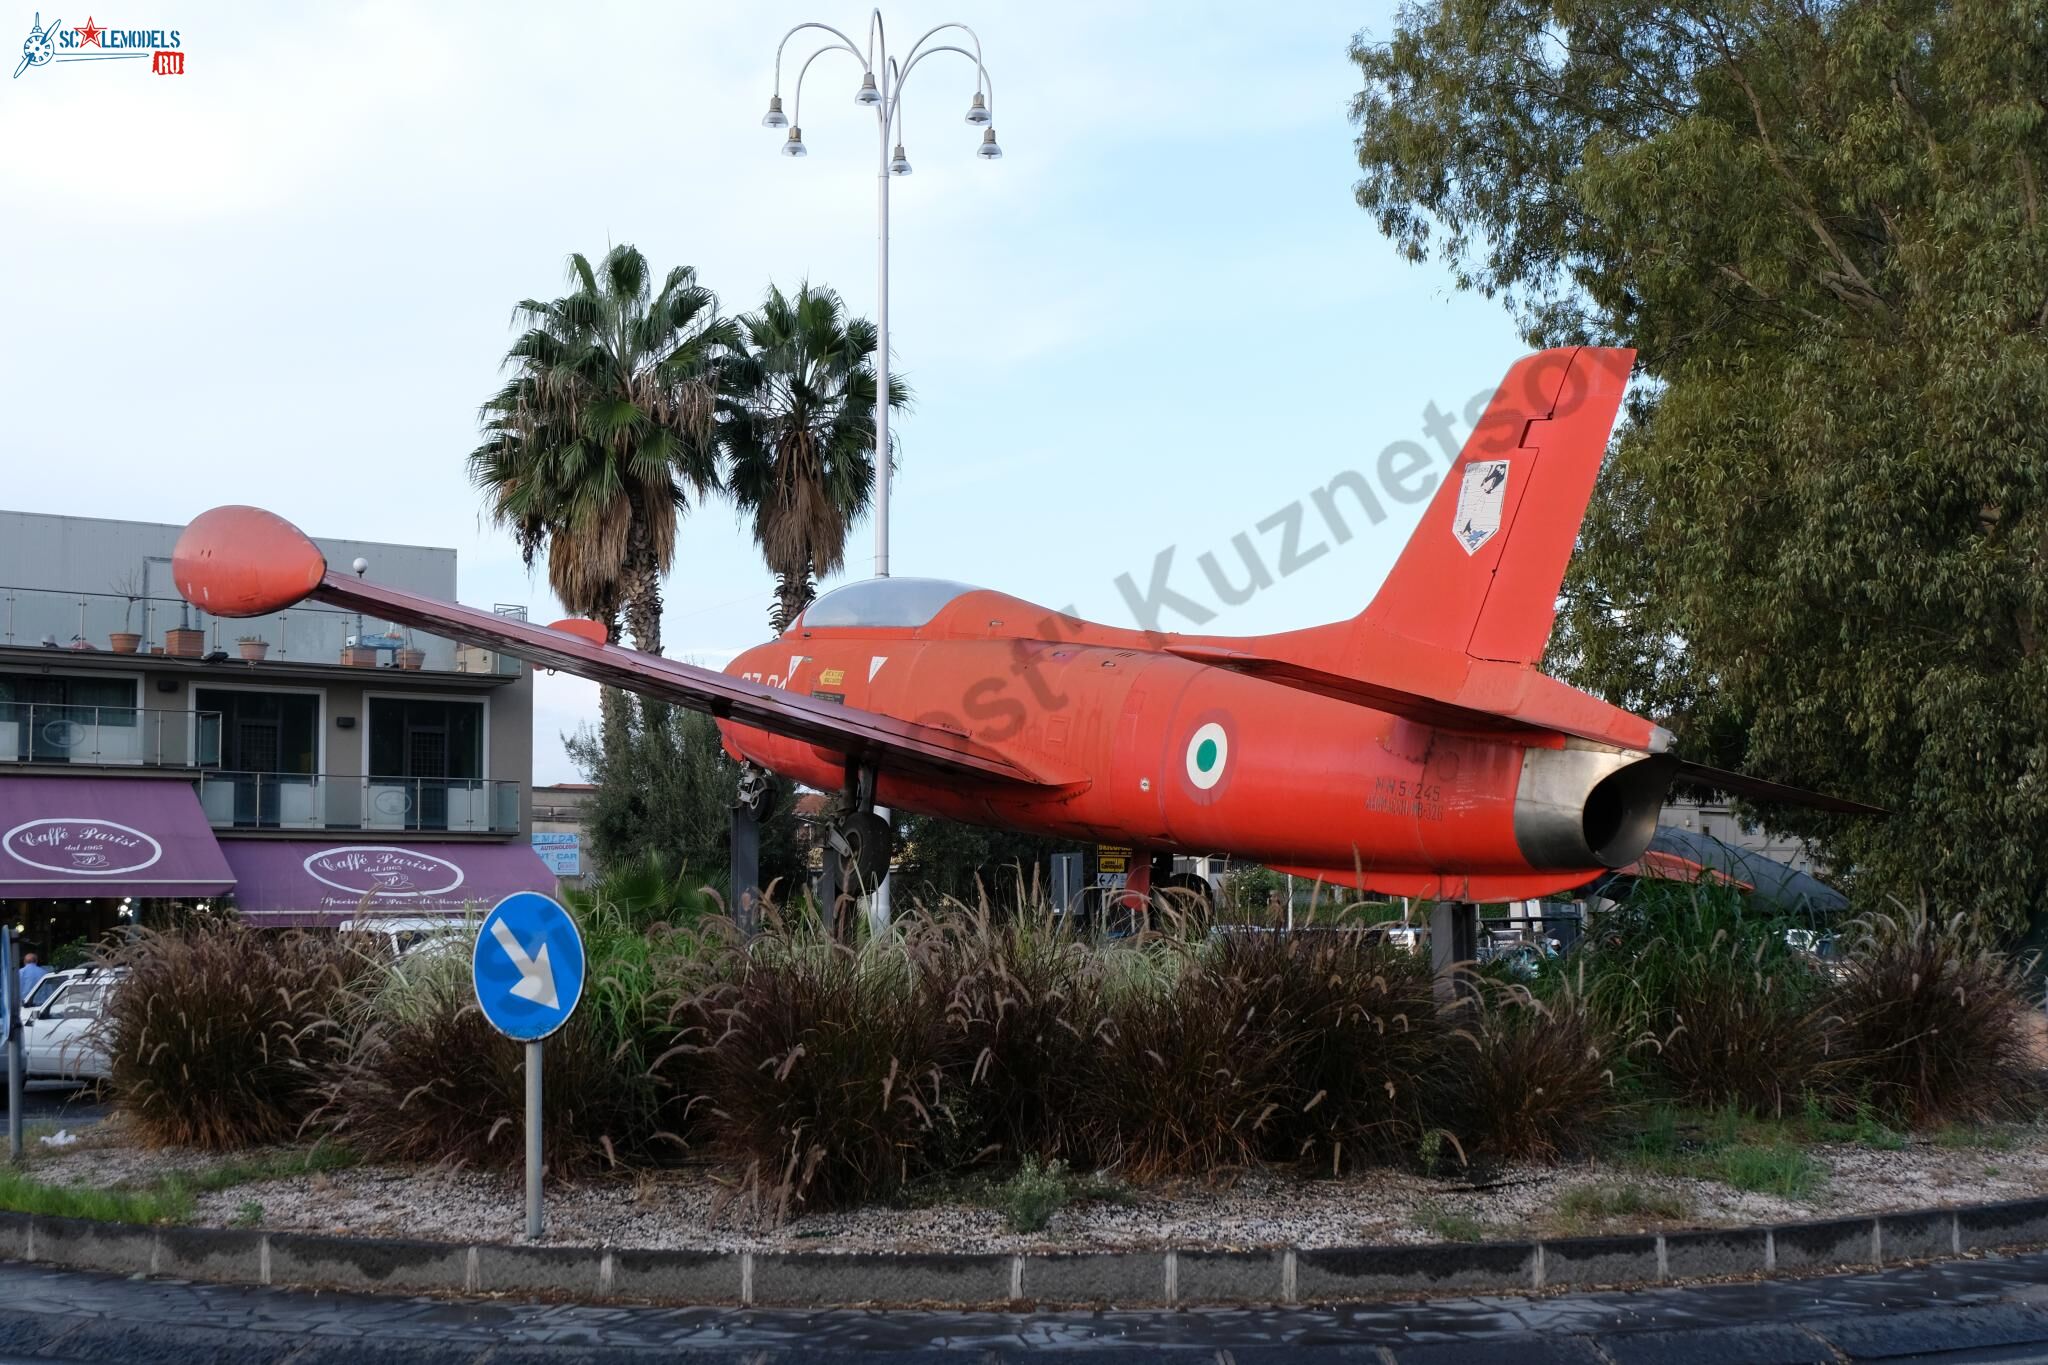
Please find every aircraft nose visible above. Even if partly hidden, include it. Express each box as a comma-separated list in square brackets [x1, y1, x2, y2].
[172, 505, 328, 617]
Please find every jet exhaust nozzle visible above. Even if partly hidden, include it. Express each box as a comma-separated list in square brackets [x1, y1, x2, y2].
[1513, 748, 1675, 870]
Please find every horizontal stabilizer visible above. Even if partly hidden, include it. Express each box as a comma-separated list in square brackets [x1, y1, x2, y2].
[1164, 643, 1667, 753]
[1673, 761, 1887, 816]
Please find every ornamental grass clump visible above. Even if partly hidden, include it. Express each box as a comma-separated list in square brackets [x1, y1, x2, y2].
[684, 916, 961, 1219]
[1826, 900, 2035, 1125]
[105, 918, 371, 1150]
[933, 909, 1107, 1167]
[1211, 928, 1453, 1174]
[318, 901, 714, 1173]
[1071, 933, 1296, 1180]
[1643, 937, 1839, 1118]
[1447, 980, 1620, 1163]
[1578, 880, 1836, 1113]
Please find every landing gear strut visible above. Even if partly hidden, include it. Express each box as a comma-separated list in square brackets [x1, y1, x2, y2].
[729, 761, 772, 936]
[819, 760, 894, 940]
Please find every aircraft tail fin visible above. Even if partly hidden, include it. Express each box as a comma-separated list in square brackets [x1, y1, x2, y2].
[1360, 346, 1633, 665]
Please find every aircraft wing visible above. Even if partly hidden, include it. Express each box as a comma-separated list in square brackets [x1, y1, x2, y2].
[171, 507, 1065, 792]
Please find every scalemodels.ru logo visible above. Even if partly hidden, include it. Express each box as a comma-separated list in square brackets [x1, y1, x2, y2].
[14, 11, 184, 78]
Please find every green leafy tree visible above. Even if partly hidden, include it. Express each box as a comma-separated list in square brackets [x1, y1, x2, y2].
[894, 812, 1065, 908]
[721, 283, 911, 632]
[563, 703, 806, 902]
[470, 245, 736, 655]
[1352, 1, 2047, 927]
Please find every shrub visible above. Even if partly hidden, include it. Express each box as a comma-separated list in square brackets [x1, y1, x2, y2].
[1072, 928, 1455, 1178]
[320, 902, 713, 1173]
[1214, 929, 1452, 1173]
[1825, 901, 2036, 1125]
[1071, 935, 1296, 1180]
[105, 918, 369, 1150]
[1447, 981, 1619, 1163]
[934, 912, 1107, 1166]
[1648, 939, 1839, 1117]
[684, 920, 959, 1218]
[1577, 880, 1835, 1112]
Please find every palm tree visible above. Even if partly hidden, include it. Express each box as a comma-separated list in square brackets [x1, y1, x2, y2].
[721, 283, 910, 633]
[469, 245, 736, 655]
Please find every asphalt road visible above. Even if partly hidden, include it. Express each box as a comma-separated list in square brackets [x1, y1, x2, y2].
[0, 1082, 104, 1130]
[3, 1249, 2048, 1361]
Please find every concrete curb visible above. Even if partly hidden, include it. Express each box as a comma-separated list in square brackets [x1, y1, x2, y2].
[6, 1197, 2048, 1308]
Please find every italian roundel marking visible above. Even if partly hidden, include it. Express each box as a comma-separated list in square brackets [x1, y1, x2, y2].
[1185, 721, 1229, 791]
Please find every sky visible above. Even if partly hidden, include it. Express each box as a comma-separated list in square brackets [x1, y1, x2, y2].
[2, 1, 1534, 785]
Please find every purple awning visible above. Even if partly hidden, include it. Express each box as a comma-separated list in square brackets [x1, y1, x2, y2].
[0, 776, 234, 900]
[220, 839, 558, 926]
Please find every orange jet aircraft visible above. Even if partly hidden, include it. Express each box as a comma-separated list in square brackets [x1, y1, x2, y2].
[170, 346, 1876, 909]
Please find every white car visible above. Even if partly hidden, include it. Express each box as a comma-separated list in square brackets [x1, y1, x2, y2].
[338, 915, 473, 962]
[19, 966, 123, 1083]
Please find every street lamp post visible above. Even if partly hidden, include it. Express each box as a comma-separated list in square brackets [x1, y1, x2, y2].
[765, 13, 1002, 935]
[763, 10, 1002, 581]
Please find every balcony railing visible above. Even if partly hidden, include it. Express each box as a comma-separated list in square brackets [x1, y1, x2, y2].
[0, 704, 221, 768]
[0, 585, 521, 676]
[193, 771, 522, 834]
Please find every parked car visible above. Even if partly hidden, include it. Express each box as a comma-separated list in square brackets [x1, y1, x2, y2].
[20, 965, 124, 1083]
[338, 915, 473, 961]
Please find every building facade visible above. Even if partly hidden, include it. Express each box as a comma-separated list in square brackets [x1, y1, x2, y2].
[0, 510, 553, 954]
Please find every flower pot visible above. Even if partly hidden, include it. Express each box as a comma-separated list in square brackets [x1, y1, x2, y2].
[342, 645, 378, 667]
[108, 632, 141, 654]
[164, 627, 205, 659]
[396, 648, 425, 671]
[237, 640, 269, 662]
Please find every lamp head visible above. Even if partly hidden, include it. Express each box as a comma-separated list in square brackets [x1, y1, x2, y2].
[965, 91, 990, 125]
[976, 126, 1003, 160]
[890, 143, 912, 176]
[783, 126, 807, 157]
[761, 94, 788, 128]
[855, 71, 882, 105]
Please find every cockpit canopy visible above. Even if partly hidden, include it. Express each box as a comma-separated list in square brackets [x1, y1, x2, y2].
[800, 577, 979, 629]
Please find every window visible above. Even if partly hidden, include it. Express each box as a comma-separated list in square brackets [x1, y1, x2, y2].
[0, 673, 139, 764]
[368, 696, 485, 831]
[193, 689, 319, 829]
[369, 697, 483, 780]
[46, 983, 106, 1021]
[801, 578, 977, 629]
[194, 690, 318, 775]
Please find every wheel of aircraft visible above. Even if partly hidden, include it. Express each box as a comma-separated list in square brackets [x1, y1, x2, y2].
[831, 809, 895, 897]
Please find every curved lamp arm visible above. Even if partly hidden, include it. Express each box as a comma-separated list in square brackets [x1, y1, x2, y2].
[900, 22, 985, 94]
[891, 42, 994, 140]
[790, 40, 867, 131]
[773, 22, 864, 92]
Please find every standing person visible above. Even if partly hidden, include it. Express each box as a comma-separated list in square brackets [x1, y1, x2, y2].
[16, 953, 47, 1006]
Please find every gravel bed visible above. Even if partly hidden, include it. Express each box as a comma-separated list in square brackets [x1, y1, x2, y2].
[20, 1119, 2048, 1253]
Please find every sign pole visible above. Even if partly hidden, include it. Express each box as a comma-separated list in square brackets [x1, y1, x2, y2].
[524, 1039, 542, 1240]
[4, 925, 21, 1162]
[473, 890, 582, 1244]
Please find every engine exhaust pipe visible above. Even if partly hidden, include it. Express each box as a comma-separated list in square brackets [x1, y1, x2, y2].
[1513, 748, 1675, 870]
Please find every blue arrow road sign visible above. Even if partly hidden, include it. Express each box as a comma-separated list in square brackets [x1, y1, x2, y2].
[472, 891, 585, 1041]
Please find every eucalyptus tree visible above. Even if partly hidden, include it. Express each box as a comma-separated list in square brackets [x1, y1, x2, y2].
[1352, 1, 2048, 926]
